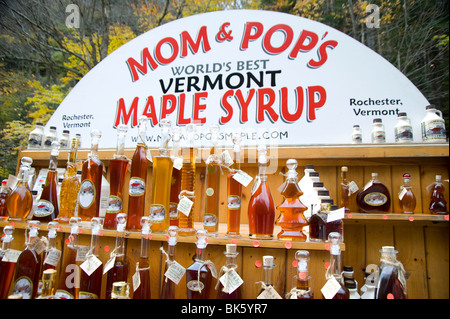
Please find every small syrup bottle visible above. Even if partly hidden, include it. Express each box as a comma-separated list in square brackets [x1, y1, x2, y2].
[11, 221, 42, 299]
[322, 232, 349, 299]
[394, 112, 413, 143]
[43, 126, 57, 149]
[257, 255, 282, 299]
[28, 122, 44, 149]
[309, 198, 333, 242]
[105, 213, 129, 299]
[275, 159, 308, 241]
[6, 157, 33, 221]
[42, 221, 61, 273]
[37, 269, 59, 299]
[133, 216, 152, 299]
[339, 166, 350, 213]
[287, 250, 314, 299]
[33, 141, 60, 222]
[356, 172, 391, 213]
[160, 226, 179, 299]
[352, 125, 362, 144]
[0, 179, 11, 219]
[371, 118, 386, 143]
[375, 246, 407, 299]
[185, 230, 215, 299]
[399, 173, 416, 214]
[216, 244, 242, 299]
[428, 175, 448, 215]
[0, 225, 16, 299]
[226, 133, 243, 238]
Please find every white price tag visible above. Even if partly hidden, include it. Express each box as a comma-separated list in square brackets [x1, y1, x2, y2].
[219, 269, 244, 294]
[321, 276, 342, 299]
[232, 170, 253, 187]
[257, 285, 282, 299]
[164, 261, 186, 285]
[29, 237, 46, 255]
[327, 207, 346, 223]
[348, 181, 359, 195]
[173, 157, 183, 170]
[132, 270, 141, 292]
[398, 187, 407, 200]
[220, 151, 234, 167]
[80, 255, 102, 276]
[103, 255, 116, 274]
[44, 248, 62, 267]
[76, 245, 89, 262]
[2, 249, 21, 263]
[251, 177, 261, 195]
[177, 196, 194, 217]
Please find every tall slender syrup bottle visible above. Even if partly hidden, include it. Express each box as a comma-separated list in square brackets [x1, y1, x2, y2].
[322, 232, 349, 299]
[178, 124, 197, 236]
[33, 142, 60, 222]
[104, 125, 129, 229]
[160, 226, 179, 299]
[0, 179, 11, 219]
[276, 159, 308, 241]
[133, 216, 152, 299]
[216, 244, 242, 299]
[105, 213, 129, 299]
[185, 230, 215, 299]
[375, 246, 407, 299]
[150, 119, 173, 233]
[287, 250, 314, 299]
[78, 217, 103, 299]
[0, 225, 16, 299]
[6, 157, 33, 221]
[11, 221, 42, 299]
[42, 221, 61, 273]
[78, 130, 104, 221]
[428, 175, 448, 215]
[339, 166, 350, 213]
[55, 217, 81, 299]
[127, 116, 149, 230]
[203, 124, 221, 237]
[58, 137, 81, 223]
[257, 255, 282, 299]
[356, 172, 391, 213]
[248, 145, 275, 239]
[226, 133, 243, 237]
[399, 173, 416, 214]
[169, 127, 182, 227]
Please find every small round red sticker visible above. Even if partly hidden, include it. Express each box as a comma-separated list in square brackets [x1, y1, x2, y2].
[382, 215, 388, 220]
[255, 260, 262, 267]
[292, 260, 298, 268]
[253, 240, 260, 247]
[324, 262, 330, 269]
[408, 216, 414, 222]
[387, 293, 395, 299]
[104, 245, 110, 252]
[231, 239, 238, 245]
[285, 241, 292, 249]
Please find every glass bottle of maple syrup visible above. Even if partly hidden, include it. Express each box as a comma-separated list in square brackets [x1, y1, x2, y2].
[276, 159, 308, 241]
[339, 166, 350, 213]
[323, 232, 349, 299]
[287, 250, 314, 299]
[127, 116, 149, 230]
[0, 180, 11, 219]
[33, 142, 60, 222]
[203, 124, 221, 237]
[309, 198, 333, 242]
[78, 130, 104, 221]
[133, 216, 152, 299]
[399, 173, 416, 214]
[160, 226, 179, 299]
[375, 246, 407, 299]
[0, 225, 17, 299]
[78, 217, 103, 299]
[185, 230, 215, 299]
[257, 255, 282, 299]
[169, 127, 182, 227]
[216, 244, 242, 299]
[105, 213, 129, 299]
[226, 133, 243, 238]
[42, 221, 61, 274]
[428, 175, 448, 215]
[356, 172, 391, 213]
[104, 125, 129, 230]
[37, 269, 59, 299]
[248, 144, 275, 240]
[58, 137, 81, 224]
[6, 157, 33, 221]
[178, 124, 197, 236]
[55, 217, 81, 299]
[326, 204, 344, 240]
[11, 221, 42, 299]
[150, 119, 173, 233]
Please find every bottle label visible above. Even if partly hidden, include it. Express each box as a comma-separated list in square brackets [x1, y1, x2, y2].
[187, 279, 205, 292]
[129, 177, 145, 196]
[54, 289, 75, 299]
[12, 276, 33, 299]
[78, 291, 98, 299]
[422, 120, 446, 140]
[227, 195, 241, 210]
[363, 192, 388, 206]
[206, 187, 214, 196]
[150, 204, 166, 223]
[28, 133, 42, 147]
[395, 125, 413, 142]
[106, 195, 122, 214]
[371, 130, 386, 142]
[34, 199, 55, 217]
[352, 133, 362, 143]
[203, 213, 218, 227]
[79, 180, 96, 209]
[169, 202, 178, 220]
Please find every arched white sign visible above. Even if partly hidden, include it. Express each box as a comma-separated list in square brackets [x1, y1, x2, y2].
[46, 9, 429, 148]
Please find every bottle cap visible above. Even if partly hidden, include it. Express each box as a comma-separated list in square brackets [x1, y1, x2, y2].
[305, 164, 314, 170]
[353, 125, 360, 128]
[63, 130, 70, 134]
[425, 104, 436, 110]
[225, 244, 238, 255]
[42, 269, 57, 281]
[27, 220, 40, 238]
[69, 217, 81, 234]
[343, 265, 354, 272]
[436, 175, 442, 182]
[295, 250, 309, 273]
[309, 171, 319, 177]
[380, 246, 398, 254]
[50, 126, 57, 130]
[344, 279, 357, 289]
[47, 221, 59, 238]
[371, 172, 378, 178]
[91, 218, 104, 235]
[1, 179, 7, 186]
[328, 232, 342, 255]
[373, 118, 382, 123]
[112, 281, 128, 298]
[195, 229, 208, 249]
[341, 166, 348, 172]
[116, 213, 127, 232]
[313, 182, 324, 188]
[140, 216, 152, 236]
[262, 255, 274, 267]
[167, 226, 178, 246]
[321, 198, 334, 204]
[1, 225, 14, 243]
[398, 112, 407, 117]
[317, 190, 329, 196]
[36, 122, 43, 126]
[285, 159, 298, 179]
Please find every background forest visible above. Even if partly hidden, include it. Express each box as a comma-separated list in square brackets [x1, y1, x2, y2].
[0, 0, 448, 179]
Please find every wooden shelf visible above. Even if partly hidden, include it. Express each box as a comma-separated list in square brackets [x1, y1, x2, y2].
[344, 213, 449, 226]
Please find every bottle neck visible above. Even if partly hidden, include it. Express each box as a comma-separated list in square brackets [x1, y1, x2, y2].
[328, 248, 342, 279]
[196, 247, 206, 261]
[224, 253, 238, 269]
[258, 163, 267, 182]
[140, 234, 150, 259]
[90, 234, 100, 257]
[68, 145, 78, 164]
[262, 265, 273, 286]
[403, 178, 411, 187]
[18, 167, 29, 182]
[90, 139, 99, 159]
[115, 230, 126, 257]
[1, 237, 13, 251]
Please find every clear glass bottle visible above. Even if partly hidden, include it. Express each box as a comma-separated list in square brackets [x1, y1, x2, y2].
[399, 173, 416, 214]
[42, 221, 61, 273]
[323, 232, 349, 299]
[185, 230, 214, 299]
[150, 119, 173, 233]
[352, 125, 362, 144]
[257, 255, 281, 298]
[327, 204, 344, 240]
[226, 133, 243, 238]
[43, 126, 57, 149]
[339, 166, 350, 213]
[58, 137, 81, 224]
[0, 225, 16, 299]
[169, 127, 182, 227]
[375, 246, 407, 299]
[248, 145, 275, 240]
[37, 269, 59, 299]
[133, 216, 152, 299]
[160, 226, 179, 299]
[275, 159, 308, 241]
[0, 179, 11, 219]
[78, 130, 104, 221]
[28, 122, 44, 149]
[33, 141, 60, 222]
[60, 130, 70, 149]
[11, 221, 42, 299]
[178, 124, 198, 236]
[394, 112, 413, 143]
[217, 244, 242, 299]
[371, 118, 386, 143]
[127, 116, 149, 230]
[428, 175, 448, 215]
[105, 213, 129, 299]
[203, 124, 221, 237]
[287, 250, 314, 299]
[6, 157, 33, 221]
[309, 198, 333, 242]
[421, 104, 447, 142]
[104, 125, 129, 230]
[78, 217, 103, 299]
[356, 172, 391, 213]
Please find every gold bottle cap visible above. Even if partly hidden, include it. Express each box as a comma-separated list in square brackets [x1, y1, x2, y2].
[8, 294, 23, 299]
[43, 268, 57, 281]
[112, 281, 128, 298]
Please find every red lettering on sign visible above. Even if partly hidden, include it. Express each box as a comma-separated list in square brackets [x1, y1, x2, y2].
[280, 86, 304, 123]
[115, 97, 139, 128]
[142, 96, 158, 126]
[236, 89, 255, 123]
[161, 94, 177, 119]
[193, 92, 208, 124]
[181, 26, 211, 57]
[263, 24, 294, 55]
[177, 93, 190, 125]
[307, 85, 327, 121]
[155, 37, 179, 65]
[307, 40, 338, 68]
[219, 90, 234, 125]
[288, 30, 319, 59]
[240, 22, 264, 50]
[126, 48, 159, 82]
[257, 88, 279, 123]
